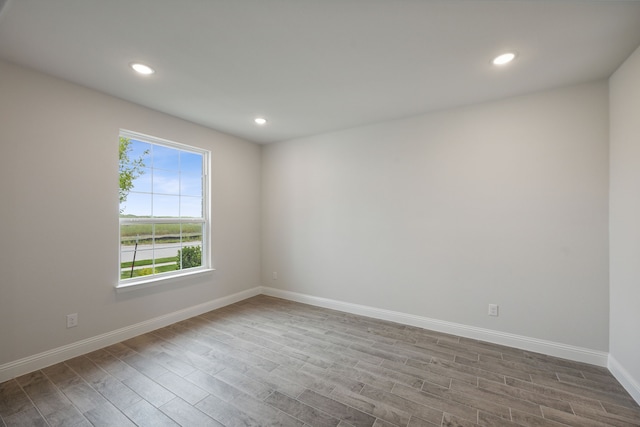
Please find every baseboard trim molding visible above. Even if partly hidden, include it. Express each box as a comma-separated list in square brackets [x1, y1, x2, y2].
[0, 286, 262, 383]
[0, 285, 614, 386]
[609, 355, 640, 404]
[261, 287, 609, 367]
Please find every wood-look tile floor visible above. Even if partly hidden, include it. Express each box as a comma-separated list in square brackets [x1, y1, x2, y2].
[1, 295, 639, 427]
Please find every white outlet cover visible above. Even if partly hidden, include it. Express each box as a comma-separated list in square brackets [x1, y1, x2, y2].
[66, 313, 78, 328]
[488, 304, 499, 316]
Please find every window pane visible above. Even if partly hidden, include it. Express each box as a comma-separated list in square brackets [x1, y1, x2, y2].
[130, 167, 152, 193]
[154, 223, 181, 244]
[152, 224, 182, 274]
[153, 145, 180, 171]
[181, 172, 203, 197]
[181, 196, 202, 218]
[124, 249, 156, 279]
[179, 244, 202, 270]
[120, 192, 152, 217]
[120, 224, 153, 249]
[179, 223, 203, 270]
[153, 169, 180, 195]
[182, 223, 203, 245]
[129, 140, 152, 164]
[153, 194, 180, 217]
[181, 151, 203, 175]
[120, 225, 153, 280]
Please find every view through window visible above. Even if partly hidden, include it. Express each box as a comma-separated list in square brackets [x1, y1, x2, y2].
[118, 130, 209, 284]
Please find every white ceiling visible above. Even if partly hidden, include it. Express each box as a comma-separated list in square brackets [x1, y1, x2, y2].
[1, 0, 640, 144]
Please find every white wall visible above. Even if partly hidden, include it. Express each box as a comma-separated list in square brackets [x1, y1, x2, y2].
[0, 60, 261, 367]
[262, 82, 610, 352]
[0, 56, 618, 378]
[609, 45, 640, 402]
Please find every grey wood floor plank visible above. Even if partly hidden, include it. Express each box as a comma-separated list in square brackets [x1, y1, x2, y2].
[572, 402, 640, 427]
[530, 374, 639, 409]
[390, 383, 480, 422]
[15, 371, 58, 399]
[153, 371, 210, 405]
[372, 418, 400, 427]
[214, 367, 274, 400]
[325, 363, 396, 392]
[600, 401, 640, 424]
[355, 360, 425, 389]
[0, 380, 33, 419]
[122, 399, 180, 427]
[272, 364, 338, 395]
[477, 410, 521, 426]
[20, 379, 89, 427]
[419, 381, 512, 421]
[540, 405, 614, 427]
[504, 375, 607, 411]
[60, 382, 110, 413]
[159, 397, 223, 426]
[264, 390, 341, 427]
[453, 355, 532, 382]
[379, 359, 452, 389]
[300, 363, 366, 393]
[419, 357, 505, 385]
[233, 364, 308, 399]
[183, 369, 245, 401]
[298, 389, 377, 427]
[448, 379, 542, 417]
[83, 402, 137, 427]
[1, 295, 639, 427]
[195, 393, 264, 427]
[330, 386, 412, 427]
[122, 371, 176, 408]
[475, 377, 573, 413]
[225, 392, 306, 427]
[1, 407, 48, 427]
[359, 385, 445, 425]
[441, 412, 481, 426]
[509, 408, 570, 427]
[407, 415, 441, 427]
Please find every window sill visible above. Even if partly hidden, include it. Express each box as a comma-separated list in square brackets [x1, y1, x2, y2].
[115, 268, 215, 293]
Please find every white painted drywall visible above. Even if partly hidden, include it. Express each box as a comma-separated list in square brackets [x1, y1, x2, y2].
[0, 60, 261, 366]
[262, 82, 610, 351]
[609, 45, 640, 399]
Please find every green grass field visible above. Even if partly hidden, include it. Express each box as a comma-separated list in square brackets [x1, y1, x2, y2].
[120, 263, 178, 279]
[120, 223, 202, 245]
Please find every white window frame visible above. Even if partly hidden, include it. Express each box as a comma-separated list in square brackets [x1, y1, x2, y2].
[116, 129, 212, 291]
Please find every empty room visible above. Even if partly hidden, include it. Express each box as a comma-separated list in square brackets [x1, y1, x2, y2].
[1, 0, 640, 426]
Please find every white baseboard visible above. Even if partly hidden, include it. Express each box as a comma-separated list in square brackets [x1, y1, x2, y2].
[0, 285, 615, 389]
[0, 286, 262, 383]
[261, 287, 609, 368]
[609, 355, 640, 404]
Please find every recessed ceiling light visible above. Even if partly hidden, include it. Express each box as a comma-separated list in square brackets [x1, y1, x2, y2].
[254, 117, 267, 125]
[492, 52, 516, 66]
[130, 62, 155, 75]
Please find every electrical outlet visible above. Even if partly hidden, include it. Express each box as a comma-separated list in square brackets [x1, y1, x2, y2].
[66, 313, 78, 328]
[488, 304, 499, 317]
[272, 271, 278, 280]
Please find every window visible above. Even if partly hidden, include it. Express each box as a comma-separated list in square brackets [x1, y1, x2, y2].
[118, 130, 210, 286]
